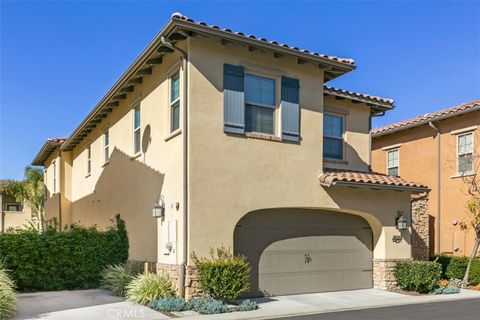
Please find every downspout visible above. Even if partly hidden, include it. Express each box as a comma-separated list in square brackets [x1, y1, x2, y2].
[160, 37, 188, 298]
[57, 150, 62, 230]
[428, 121, 441, 255]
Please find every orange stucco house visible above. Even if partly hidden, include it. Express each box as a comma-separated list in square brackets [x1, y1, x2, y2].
[372, 100, 479, 257]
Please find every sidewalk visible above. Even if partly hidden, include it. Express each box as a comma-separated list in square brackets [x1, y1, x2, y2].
[184, 289, 480, 320]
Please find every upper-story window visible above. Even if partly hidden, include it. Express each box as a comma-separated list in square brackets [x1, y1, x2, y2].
[170, 72, 180, 132]
[104, 131, 110, 163]
[245, 74, 275, 134]
[457, 132, 473, 174]
[53, 160, 57, 193]
[4, 203, 20, 212]
[323, 113, 344, 160]
[133, 105, 141, 154]
[387, 148, 399, 176]
[86, 145, 91, 176]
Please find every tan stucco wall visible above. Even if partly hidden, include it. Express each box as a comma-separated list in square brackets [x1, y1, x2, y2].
[62, 43, 189, 262]
[186, 36, 412, 263]
[1, 195, 33, 231]
[372, 112, 480, 256]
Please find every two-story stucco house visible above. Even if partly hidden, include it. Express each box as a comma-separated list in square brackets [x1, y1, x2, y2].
[372, 100, 480, 257]
[32, 13, 429, 297]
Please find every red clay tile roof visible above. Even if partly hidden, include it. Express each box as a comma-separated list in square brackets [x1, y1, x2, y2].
[324, 86, 394, 110]
[319, 169, 429, 192]
[372, 99, 480, 137]
[171, 13, 355, 66]
[32, 137, 67, 166]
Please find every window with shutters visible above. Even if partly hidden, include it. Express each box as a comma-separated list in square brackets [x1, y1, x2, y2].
[387, 148, 399, 176]
[457, 132, 474, 174]
[245, 74, 275, 135]
[323, 113, 344, 160]
[133, 105, 141, 154]
[170, 71, 180, 132]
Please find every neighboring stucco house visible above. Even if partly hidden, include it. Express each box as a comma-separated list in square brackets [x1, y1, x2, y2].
[0, 183, 34, 232]
[32, 13, 429, 297]
[372, 100, 480, 257]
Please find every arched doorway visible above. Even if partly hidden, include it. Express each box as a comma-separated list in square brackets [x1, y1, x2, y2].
[234, 208, 373, 297]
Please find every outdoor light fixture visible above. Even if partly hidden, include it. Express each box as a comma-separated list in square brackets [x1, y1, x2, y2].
[395, 211, 408, 230]
[152, 196, 165, 218]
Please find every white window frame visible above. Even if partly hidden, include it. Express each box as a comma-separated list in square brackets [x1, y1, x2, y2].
[133, 105, 141, 155]
[53, 160, 57, 193]
[244, 72, 277, 135]
[457, 131, 474, 174]
[169, 71, 181, 133]
[104, 130, 110, 164]
[323, 112, 345, 161]
[386, 148, 400, 177]
[86, 145, 91, 176]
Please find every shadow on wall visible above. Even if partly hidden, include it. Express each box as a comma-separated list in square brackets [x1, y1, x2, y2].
[71, 147, 164, 262]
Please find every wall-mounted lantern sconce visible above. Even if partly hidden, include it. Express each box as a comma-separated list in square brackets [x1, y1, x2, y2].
[395, 211, 408, 230]
[152, 196, 165, 218]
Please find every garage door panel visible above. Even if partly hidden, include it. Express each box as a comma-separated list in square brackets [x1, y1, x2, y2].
[234, 209, 373, 297]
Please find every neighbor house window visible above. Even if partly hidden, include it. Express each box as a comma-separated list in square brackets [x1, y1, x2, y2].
[5, 203, 20, 212]
[245, 74, 275, 134]
[133, 105, 141, 154]
[86, 145, 91, 175]
[323, 113, 344, 160]
[387, 148, 399, 176]
[104, 131, 109, 163]
[457, 132, 473, 174]
[170, 72, 180, 132]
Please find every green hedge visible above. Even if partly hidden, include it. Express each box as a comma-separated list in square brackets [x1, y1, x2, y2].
[394, 260, 442, 293]
[0, 216, 128, 292]
[432, 255, 480, 285]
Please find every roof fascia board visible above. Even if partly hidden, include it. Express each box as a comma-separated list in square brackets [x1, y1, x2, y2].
[373, 105, 480, 138]
[331, 180, 430, 193]
[324, 90, 393, 110]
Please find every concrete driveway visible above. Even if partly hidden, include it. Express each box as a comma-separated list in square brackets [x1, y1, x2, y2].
[13, 289, 168, 320]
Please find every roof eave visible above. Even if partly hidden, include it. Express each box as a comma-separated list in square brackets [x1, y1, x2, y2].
[323, 90, 394, 111]
[328, 180, 430, 193]
[31, 142, 62, 166]
[373, 105, 480, 138]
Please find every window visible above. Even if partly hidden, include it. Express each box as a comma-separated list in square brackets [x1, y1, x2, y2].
[104, 131, 110, 163]
[387, 148, 399, 176]
[133, 105, 141, 154]
[86, 145, 91, 175]
[323, 113, 344, 160]
[457, 132, 473, 174]
[53, 161, 57, 193]
[5, 203, 20, 212]
[245, 74, 275, 134]
[170, 72, 180, 132]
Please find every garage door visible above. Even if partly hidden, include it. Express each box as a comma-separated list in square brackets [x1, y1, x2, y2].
[234, 209, 373, 297]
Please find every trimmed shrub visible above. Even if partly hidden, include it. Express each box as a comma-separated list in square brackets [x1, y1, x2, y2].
[101, 263, 140, 297]
[394, 260, 442, 293]
[187, 296, 228, 315]
[148, 297, 190, 312]
[0, 265, 16, 320]
[126, 273, 172, 305]
[432, 255, 480, 285]
[191, 246, 250, 303]
[238, 299, 258, 311]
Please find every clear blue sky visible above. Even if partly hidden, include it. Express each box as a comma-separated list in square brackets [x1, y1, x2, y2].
[1, 1, 479, 179]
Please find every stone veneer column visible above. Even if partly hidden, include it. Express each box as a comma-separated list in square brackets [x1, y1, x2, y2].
[156, 263, 200, 298]
[411, 197, 429, 260]
[372, 259, 399, 291]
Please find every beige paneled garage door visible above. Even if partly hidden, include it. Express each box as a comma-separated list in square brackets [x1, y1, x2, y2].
[234, 209, 373, 297]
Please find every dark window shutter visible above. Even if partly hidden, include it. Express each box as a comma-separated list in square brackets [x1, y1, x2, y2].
[281, 76, 300, 142]
[224, 64, 245, 134]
